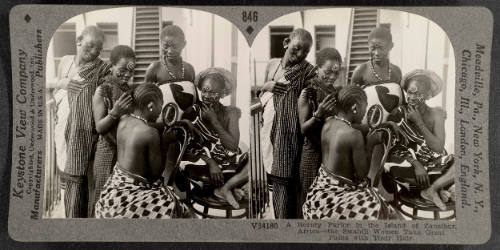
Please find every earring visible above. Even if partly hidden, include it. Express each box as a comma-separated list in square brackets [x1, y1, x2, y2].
[149, 107, 153, 112]
[353, 110, 357, 114]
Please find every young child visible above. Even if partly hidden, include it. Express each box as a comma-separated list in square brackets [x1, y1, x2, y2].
[303, 86, 400, 220]
[90, 45, 135, 217]
[95, 83, 192, 218]
[260, 28, 317, 219]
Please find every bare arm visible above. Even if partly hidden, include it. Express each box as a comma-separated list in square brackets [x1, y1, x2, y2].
[92, 87, 133, 134]
[417, 109, 446, 152]
[349, 129, 370, 179]
[350, 64, 365, 86]
[204, 106, 240, 151]
[147, 128, 164, 180]
[145, 62, 159, 84]
[298, 89, 317, 134]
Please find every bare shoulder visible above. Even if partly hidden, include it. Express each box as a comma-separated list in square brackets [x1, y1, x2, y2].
[430, 107, 447, 120]
[146, 61, 161, 72]
[390, 63, 402, 79]
[351, 62, 369, 84]
[225, 106, 242, 118]
[184, 62, 195, 72]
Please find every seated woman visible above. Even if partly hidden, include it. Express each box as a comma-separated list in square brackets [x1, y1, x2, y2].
[297, 47, 342, 216]
[90, 45, 135, 217]
[95, 83, 192, 218]
[177, 68, 248, 209]
[381, 69, 454, 210]
[302, 86, 401, 220]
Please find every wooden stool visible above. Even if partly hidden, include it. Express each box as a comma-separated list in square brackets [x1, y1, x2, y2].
[394, 188, 456, 220]
[188, 186, 248, 219]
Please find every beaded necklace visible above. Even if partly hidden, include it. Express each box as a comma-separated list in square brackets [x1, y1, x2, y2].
[162, 59, 185, 80]
[129, 113, 149, 125]
[334, 115, 352, 127]
[370, 59, 391, 82]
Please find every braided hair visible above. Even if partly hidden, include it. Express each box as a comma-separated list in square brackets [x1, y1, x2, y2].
[130, 83, 163, 111]
[336, 85, 367, 113]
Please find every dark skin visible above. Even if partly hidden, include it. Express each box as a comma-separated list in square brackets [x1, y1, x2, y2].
[405, 79, 446, 186]
[261, 35, 312, 95]
[92, 57, 135, 139]
[321, 101, 371, 181]
[116, 98, 165, 182]
[145, 35, 195, 84]
[298, 59, 341, 136]
[350, 38, 402, 87]
[199, 78, 240, 185]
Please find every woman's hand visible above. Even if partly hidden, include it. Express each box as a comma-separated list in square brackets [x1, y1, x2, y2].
[201, 104, 218, 123]
[413, 161, 430, 187]
[263, 81, 287, 95]
[207, 159, 224, 186]
[315, 94, 337, 119]
[109, 92, 133, 117]
[66, 79, 83, 94]
[407, 105, 424, 125]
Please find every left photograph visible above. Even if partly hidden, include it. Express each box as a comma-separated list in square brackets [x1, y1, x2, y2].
[43, 7, 252, 219]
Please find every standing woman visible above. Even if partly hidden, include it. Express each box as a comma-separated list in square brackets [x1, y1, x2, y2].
[89, 45, 135, 216]
[297, 48, 342, 216]
[62, 26, 111, 218]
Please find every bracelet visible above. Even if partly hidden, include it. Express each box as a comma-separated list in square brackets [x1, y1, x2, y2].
[407, 157, 417, 165]
[108, 112, 119, 120]
[312, 112, 323, 122]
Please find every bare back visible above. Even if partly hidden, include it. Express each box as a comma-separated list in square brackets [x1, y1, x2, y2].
[321, 118, 369, 181]
[116, 116, 163, 181]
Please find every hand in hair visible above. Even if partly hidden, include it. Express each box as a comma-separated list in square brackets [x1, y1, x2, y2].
[315, 94, 337, 120]
[109, 92, 133, 117]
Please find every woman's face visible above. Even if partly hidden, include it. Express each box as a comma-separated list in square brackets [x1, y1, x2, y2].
[318, 59, 341, 86]
[406, 79, 428, 107]
[78, 34, 103, 63]
[111, 57, 135, 84]
[200, 77, 225, 106]
[161, 35, 185, 62]
[284, 36, 311, 65]
[353, 100, 368, 124]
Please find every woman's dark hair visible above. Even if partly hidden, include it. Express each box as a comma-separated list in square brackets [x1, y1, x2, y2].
[110, 45, 136, 65]
[316, 48, 342, 67]
[130, 83, 163, 110]
[336, 85, 367, 113]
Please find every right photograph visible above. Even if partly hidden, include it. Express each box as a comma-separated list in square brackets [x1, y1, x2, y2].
[248, 8, 456, 220]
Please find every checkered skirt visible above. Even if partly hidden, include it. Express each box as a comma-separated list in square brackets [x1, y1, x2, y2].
[303, 167, 399, 220]
[95, 165, 191, 219]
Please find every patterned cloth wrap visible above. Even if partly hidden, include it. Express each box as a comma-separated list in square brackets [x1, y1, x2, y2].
[384, 106, 454, 190]
[303, 167, 401, 220]
[177, 104, 246, 172]
[95, 165, 191, 218]
[362, 82, 404, 128]
[157, 80, 198, 126]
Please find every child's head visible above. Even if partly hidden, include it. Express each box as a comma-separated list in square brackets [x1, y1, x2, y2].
[337, 85, 367, 124]
[110, 45, 136, 84]
[131, 83, 164, 121]
[367, 27, 393, 63]
[195, 68, 234, 106]
[402, 69, 443, 106]
[283, 28, 313, 65]
[160, 25, 186, 62]
[76, 26, 105, 63]
[316, 48, 342, 85]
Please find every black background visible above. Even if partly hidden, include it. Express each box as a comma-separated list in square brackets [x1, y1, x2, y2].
[1, 0, 499, 249]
